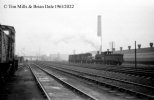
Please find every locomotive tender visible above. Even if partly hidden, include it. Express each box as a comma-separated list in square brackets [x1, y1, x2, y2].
[0, 24, 18, 84]
[69, 51, 124, 65]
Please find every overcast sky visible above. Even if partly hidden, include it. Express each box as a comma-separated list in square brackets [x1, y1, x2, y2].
[0, 0, 154, 56]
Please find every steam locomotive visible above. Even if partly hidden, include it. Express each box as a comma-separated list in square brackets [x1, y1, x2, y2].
[0, 24, 18, 85]
[69, 51, 124, 65]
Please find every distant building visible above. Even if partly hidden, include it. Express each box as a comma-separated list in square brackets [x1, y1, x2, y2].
[49, 54, 68, 61]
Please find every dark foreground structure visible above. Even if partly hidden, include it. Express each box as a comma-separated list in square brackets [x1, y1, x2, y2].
[0, 25, 18, 85]
[0, 64, 45, 100]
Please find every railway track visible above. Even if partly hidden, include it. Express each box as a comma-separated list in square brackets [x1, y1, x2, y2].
[34, 61, 154, 99]
[47, 61, 154, 78]
[37, 62, 154, 88]
[28, 63, 103, 100]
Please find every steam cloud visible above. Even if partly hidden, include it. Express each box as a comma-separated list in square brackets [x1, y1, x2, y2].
[80, 36, 99, 50]
[53, 35, 99, 50]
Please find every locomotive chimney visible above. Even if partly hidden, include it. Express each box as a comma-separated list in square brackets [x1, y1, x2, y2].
[120, 47, 123, 51]
[107, 49, 109, 51]
[97, 51, 99, 54]
[112, 48, 115, 51]
[150, 42, 153, 48]
[138, 44, 141, 49]
[128, 46, 131, 50]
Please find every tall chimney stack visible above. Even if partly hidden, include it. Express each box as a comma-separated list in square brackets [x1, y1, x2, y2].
[97, 15, 102, 37]
[97, 15, 102, 53]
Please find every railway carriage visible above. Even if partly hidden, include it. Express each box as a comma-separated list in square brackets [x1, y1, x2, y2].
[0, 24, 18, 84]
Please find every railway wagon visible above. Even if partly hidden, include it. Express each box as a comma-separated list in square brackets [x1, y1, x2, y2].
[0, 24, 17, 84]
[69, 53, 92, 63]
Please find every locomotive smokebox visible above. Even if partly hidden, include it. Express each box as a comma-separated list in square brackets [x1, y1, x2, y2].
[120, 47, 123, 51]
[112, 48, 115, 51]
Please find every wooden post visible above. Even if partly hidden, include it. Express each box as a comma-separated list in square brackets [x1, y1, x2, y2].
[135, 41, 137, 69]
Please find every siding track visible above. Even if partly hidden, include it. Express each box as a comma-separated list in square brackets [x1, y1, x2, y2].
[34, 61, 154, 100]
[28, 63, 100, 100]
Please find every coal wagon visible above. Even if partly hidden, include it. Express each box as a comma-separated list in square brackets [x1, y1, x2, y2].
[69, 53, 93, 63]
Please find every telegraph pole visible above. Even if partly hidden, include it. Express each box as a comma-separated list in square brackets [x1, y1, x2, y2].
[135, 41, 137, 69]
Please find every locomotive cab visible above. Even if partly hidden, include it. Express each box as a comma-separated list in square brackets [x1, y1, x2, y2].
[94, 51, 123, 65]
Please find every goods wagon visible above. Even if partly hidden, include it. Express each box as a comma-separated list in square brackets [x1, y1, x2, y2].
[69, 53, 93, 63]
[69, 51, 123, 65]
[0, 24, 18, 84]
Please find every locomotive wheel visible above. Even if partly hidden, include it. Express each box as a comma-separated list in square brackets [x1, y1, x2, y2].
[119, 62, 122, 65]
[107, 61, 109, 65]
